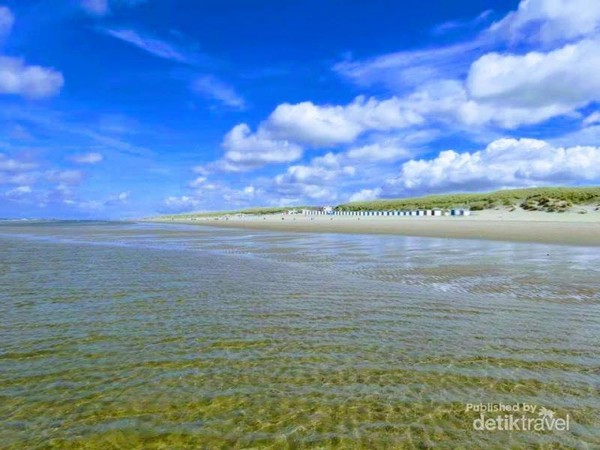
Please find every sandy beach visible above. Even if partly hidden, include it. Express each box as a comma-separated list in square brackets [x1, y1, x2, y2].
[152, 209, 600, 246]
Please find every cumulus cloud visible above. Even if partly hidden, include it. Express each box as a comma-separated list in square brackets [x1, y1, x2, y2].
[490, 0, 600, 44]
[276, 153, 355, 186]
[213, 123, 303, 172]
[70, 152, 103, 164]
[0, 57, 64, 99]
[330, 0, 600, 132]
[467, 38, 600, 109]
[346, 141, 411, 162]
[262, 152, 357, 204]
[386, 138, 600, 195]
[349, 188, 382, 202]
[264, 96, 424, 147]
[199, 96, 424, 174]
[0, 5, 14, 37]
[173, 0, 600, 209]
[192, 75, 245, 109]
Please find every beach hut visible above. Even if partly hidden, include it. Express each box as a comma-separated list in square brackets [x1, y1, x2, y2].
[433, 209, 442, 216]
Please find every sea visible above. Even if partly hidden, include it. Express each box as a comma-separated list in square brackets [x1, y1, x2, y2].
[1, 220, 599, 449]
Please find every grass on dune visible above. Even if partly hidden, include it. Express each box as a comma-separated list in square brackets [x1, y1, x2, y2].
[336, 187, 600, 212]
[153, 187, 600, 219]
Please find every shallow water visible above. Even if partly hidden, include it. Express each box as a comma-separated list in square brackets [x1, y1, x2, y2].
[1, 221, 599, 449]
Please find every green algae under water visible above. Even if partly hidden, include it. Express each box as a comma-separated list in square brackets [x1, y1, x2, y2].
[1, 221, 599, 449]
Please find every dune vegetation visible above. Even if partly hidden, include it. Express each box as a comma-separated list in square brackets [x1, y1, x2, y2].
[155, 187, 600, 219]
[337, 187, 600, 213]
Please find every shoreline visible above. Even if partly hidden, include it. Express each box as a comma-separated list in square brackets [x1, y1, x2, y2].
[149, 210, 600, 246]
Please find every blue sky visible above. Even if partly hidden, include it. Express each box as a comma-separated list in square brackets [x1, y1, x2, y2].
[1, 0, 600, 218]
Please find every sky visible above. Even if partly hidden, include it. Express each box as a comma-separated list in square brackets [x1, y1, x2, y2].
[1, 0, 600, 218]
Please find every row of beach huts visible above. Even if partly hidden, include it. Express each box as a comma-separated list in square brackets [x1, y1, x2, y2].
[297, 207, 471, 217]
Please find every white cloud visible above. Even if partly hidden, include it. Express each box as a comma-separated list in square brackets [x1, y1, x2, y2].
[164, 195, 202, 212]
[0, 153, 37, 172]
[263, 152, 358, 203]
[0, 56, 64, 98]
[346, 141, 411, 162]
[215, 123, 303, 172]
[334, 41, 482, 92]
[102, 29, 192, 64]
[467, 38, 600, 110]
[104, 191, 130, 205]
[0, 152, 39, 186]
[80, 0, 146, 16]
[188, 176, 207, 188]
[0, 5, 14, 38]
[2, 185, 33, 202]
[45, 170, 84, 185]
[349, 188, 382, 202]
[490, 0, 600, 44]
[80, 0, 109, 15]
[173, 0, 600, 209]
[192, 75, 245, 109]
[583, 111, 600, 126]
[394, 78, 579, 129]
[264, 96, 424, 147]
[71, 152, 103, 164]
[330, 0, 600, 133]
[8, 185, 32, 194]
[277, 154, 355, 186]
[386, 138, 600, 195]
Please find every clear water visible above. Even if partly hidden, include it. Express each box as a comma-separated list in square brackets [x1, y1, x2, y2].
[1, 221, 599, 449]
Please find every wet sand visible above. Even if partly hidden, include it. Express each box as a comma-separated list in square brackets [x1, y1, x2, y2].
[153, 210, 600, 246]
